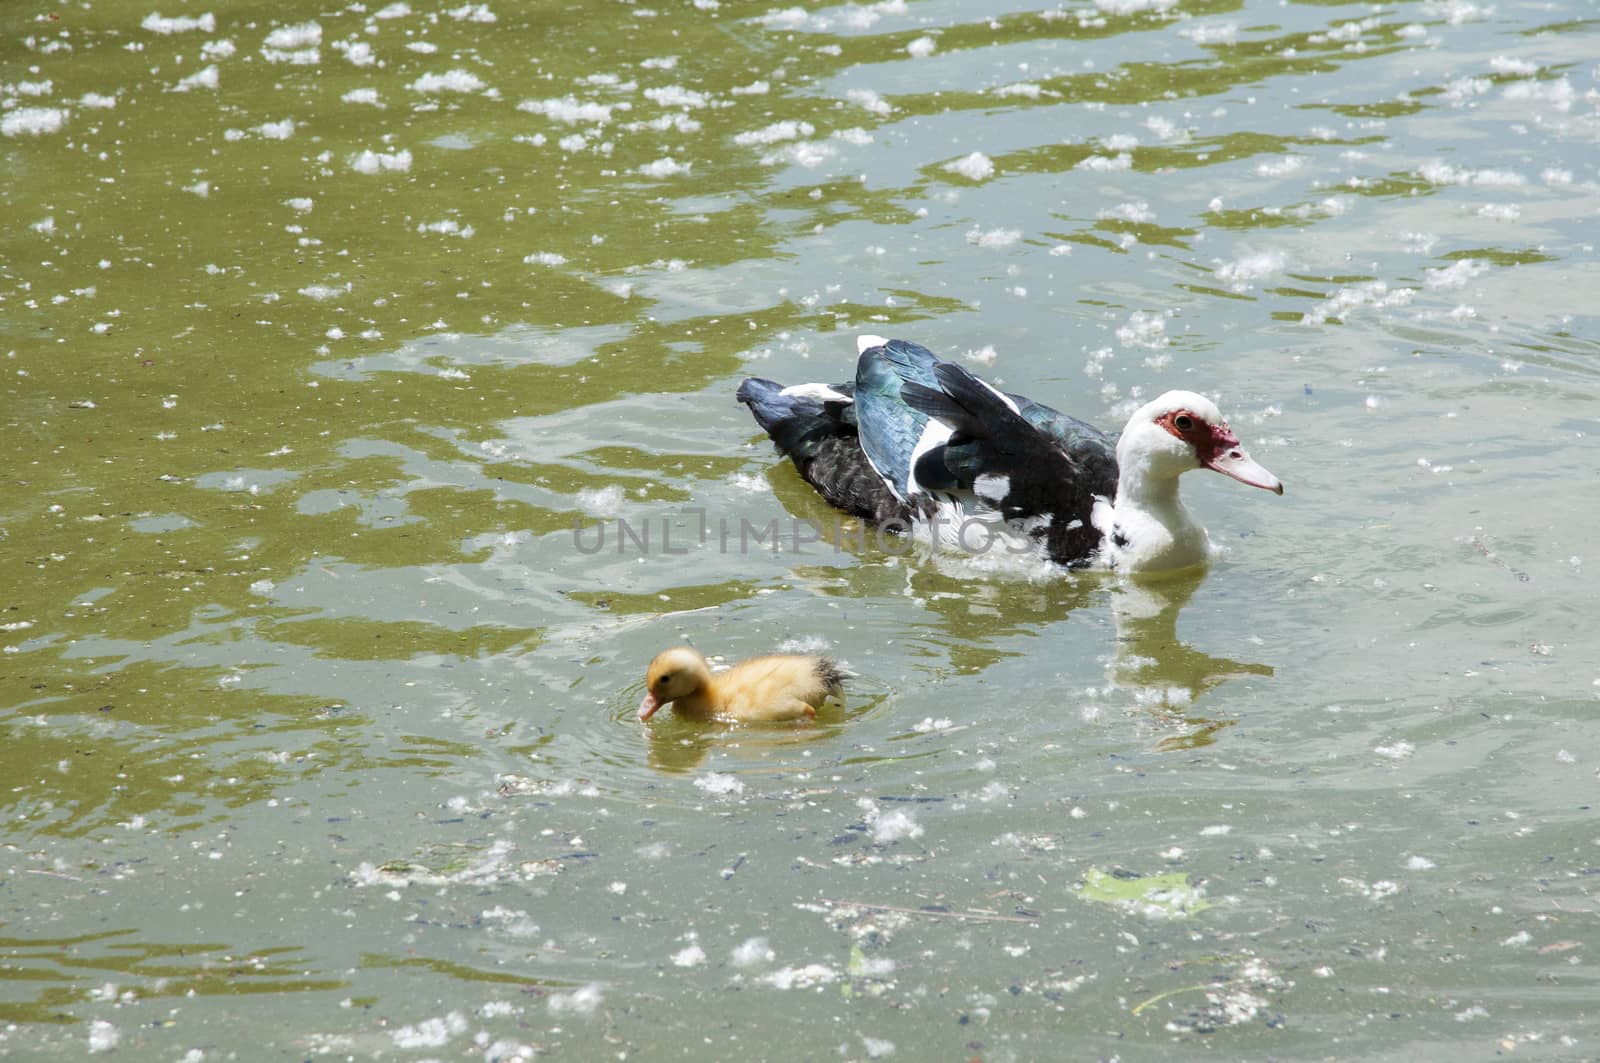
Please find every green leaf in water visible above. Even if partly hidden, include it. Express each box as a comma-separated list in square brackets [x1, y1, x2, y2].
[842, 945, 892, 998]
[1073, 866, 1212, 919]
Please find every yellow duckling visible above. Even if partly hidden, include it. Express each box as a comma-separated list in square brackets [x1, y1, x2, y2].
[637, 646, 845, 723]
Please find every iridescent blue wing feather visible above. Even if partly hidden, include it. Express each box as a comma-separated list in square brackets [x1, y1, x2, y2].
[851, 339, 943, 502]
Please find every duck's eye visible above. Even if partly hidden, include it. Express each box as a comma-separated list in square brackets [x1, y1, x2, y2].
[1173, 413, 1194, 432]
[655, 671, 675, 687]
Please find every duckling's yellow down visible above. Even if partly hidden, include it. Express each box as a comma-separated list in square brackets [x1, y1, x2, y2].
[638, 646, 844, 722]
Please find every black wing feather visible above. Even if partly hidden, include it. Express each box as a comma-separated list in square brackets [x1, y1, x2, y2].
[897, 362, 1114, 566]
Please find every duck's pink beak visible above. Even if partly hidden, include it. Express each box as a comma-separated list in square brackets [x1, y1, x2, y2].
[1204, 448, 1283, 494]
[1202, 426, 1284, 495]
[638, 690, 661, 721]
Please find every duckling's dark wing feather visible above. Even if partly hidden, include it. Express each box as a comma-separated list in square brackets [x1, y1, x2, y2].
[814, 657, 847, 694]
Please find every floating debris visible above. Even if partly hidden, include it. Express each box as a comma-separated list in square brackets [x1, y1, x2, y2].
[1074, 866, 1212, 919]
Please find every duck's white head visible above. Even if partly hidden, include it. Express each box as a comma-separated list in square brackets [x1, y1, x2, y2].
[1118, 390, 1283, 495]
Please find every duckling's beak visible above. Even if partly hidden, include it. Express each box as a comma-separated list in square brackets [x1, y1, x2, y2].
[638, 690, 662, 721]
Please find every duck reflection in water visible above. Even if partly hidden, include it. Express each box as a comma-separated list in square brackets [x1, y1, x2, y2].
[631, 570, 1268, 773]
[632, 461, 1271, 770]
[759, 461, 1272, 748]
[1105, 570, 1274, 750]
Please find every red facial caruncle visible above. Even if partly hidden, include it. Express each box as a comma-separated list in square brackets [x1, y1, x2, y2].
[1157, 408, 1283, 495]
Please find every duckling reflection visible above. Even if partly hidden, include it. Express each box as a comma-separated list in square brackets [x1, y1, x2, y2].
[641, 709, 855, 774]
[1106, 572, 1273, 750]
[905, 564, 1098, 675]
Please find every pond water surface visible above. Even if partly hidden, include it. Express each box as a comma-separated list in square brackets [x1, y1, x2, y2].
[3, 0, 1598, 1059]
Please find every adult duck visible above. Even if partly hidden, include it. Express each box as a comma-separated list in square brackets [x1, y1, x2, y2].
[638, 646, 845, 723]
[736, 336, 1282, 573]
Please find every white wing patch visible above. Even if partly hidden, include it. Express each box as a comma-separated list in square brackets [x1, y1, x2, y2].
[973, 473, 1010, 505]
[779, 382, 853, 403]
[856, 334, 890, 354]
[1090, 496, 1115, 537]
[904, 417, 954, 500]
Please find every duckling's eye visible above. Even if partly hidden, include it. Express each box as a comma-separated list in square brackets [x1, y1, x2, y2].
[1173, 413, 1194, 432]
[655, 671, 675, 687]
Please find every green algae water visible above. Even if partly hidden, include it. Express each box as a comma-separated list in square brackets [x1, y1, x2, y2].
[2, 0, 1597, 1058]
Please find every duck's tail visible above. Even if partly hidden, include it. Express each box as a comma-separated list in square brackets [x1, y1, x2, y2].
[736, 378, 855, 461]
[736, 377, 909, 527]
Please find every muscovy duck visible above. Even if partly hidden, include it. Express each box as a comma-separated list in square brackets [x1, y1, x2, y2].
[736, 336, 1282, 573]
[638, 646, 846, 722]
